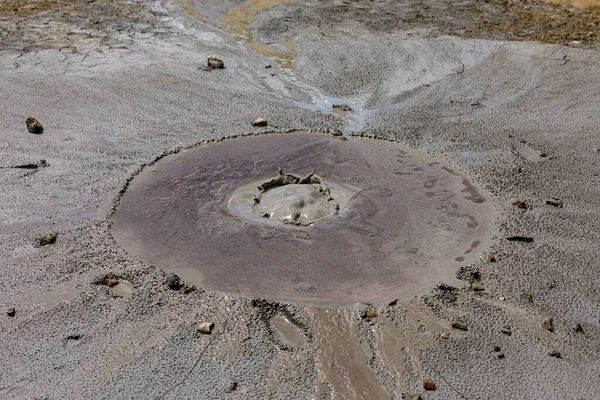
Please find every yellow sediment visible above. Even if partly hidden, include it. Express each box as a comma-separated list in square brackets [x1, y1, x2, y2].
[175, 0, 296, 69]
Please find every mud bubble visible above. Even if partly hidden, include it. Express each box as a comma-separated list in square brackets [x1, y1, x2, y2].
[111, 132, 494, 305]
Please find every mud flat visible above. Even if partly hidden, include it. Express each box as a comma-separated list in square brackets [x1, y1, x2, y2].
[2, 0, 600, 399]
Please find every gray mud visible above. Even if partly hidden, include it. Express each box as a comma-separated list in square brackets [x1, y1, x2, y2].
[111, 132, 492, 304]
[2, 0, 600, 399]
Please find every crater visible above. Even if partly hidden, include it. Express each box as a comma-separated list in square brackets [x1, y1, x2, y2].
[110, 132, 494, 305]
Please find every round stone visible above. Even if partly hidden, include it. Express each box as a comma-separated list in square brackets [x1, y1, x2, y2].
[111, 132, 494, 305]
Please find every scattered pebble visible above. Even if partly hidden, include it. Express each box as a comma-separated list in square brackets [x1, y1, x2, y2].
[511, 165, 522, 173]
[506, 236, 534, 242]
[548, 350, 562, 358]
[501, 326, 512, 335]
[39, 233, 57, 246]
[165, 273, 182, 290]
[7, 307, 16, 317]
[251, 118, 268, 127]
[497, 351, 505, 359]
[207, 55, 224, 69]
[423, 378, 436, 391]
[95, 272, 120, 287]
[573, 323, 584, 333]
[440, 332, 450, 339]
[522, 292, 533, 302]
[332, 104, 352, 112]
[545, 199, 563, 208]
[542, 318, 554, 332]
[510, 198, 526, 208]
[197, 322, 214, 334]
[451, 321, 468, 331]
[471, 280, 484, 291]
[26, 117, 43, 134]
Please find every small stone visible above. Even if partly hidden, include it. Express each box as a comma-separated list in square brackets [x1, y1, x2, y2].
[207, 55, 224, 69]
[26, 117, 43, 134]
[197, 322, 214, 334]
[440, 331, 450, 339]
[7, 307, 16, 317]
[511, 198, 526, 208]
[488, 253, 496, 262]
[100, 272, 120, 287]
[471, 280, 484, 291]
[165, 273, 182, 290]
[39, 233, 57, 246]
[545, 199, 563, 208]
[501, 326, 512, 335]
[332, 104, 352, 112]
[363, 309, 377, 319]
[499, 296, 506, 301]
[39, 159, 47, 167]
[251, 118, 268, 127]
[522, 292, 533, 302]
[542, 318, 554, 332]
[506, 236, 534, 242]
[573, 323, 584, 333]
[548, 350, 562, 358]
[511, 165, 522, 173]
[497, 351, 505, 359]
[451, 321, 468, 331]
[423, 378, 436, 391]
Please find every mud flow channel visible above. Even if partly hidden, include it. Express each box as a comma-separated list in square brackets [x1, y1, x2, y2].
[111, 132, 494, 305]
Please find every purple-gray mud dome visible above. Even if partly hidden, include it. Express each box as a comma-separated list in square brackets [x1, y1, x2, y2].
[111, 132, 494, 305]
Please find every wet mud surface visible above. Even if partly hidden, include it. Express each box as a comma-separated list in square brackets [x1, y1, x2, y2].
[111, 132, 492, 304]
[2, 0, 600, 399]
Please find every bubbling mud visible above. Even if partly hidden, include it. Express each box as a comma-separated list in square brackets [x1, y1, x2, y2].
[228, 171, 360, 227]
[111, 132, 495, 305]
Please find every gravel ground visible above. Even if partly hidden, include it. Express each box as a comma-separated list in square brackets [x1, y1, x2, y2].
[1, 0, 600, 399]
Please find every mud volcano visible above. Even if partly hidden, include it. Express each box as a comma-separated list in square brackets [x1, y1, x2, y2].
[111, 132, 494, 305]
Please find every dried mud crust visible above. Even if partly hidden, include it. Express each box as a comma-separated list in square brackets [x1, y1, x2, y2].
[0, 0, 168, 53]
[252, 0, 600, 45]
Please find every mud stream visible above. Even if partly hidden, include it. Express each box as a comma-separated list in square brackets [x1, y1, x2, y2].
[175, 0, 369, 134]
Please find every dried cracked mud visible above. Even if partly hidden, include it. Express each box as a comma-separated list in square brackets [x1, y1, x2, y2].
[2, 0, 600, 399]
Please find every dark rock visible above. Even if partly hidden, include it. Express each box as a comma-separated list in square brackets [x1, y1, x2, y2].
[548, 350, 562, 358]
[226, 381, 238, 393]
[542, 318, 554, 332]
[207, 55, 224, 69]
[510, 198, 526, 208]
[94, 272, 120, 287]
[494, 346, 501, 352]
[573, 323, 584, 333]
[165, 273, 182, 290]
[26, 117, 43, 134]
[451, 321, 468, 331]
[7, 307, 16, 317]
[423, 378, 436, 391]
[39, 233, 57, 246]
[497, 351, 505, 359]
[506, 236, 534, 242]
[437, 282, 456, 291]
[332, 104, 352, 112]
[388, 299, 398, 306]
[545, 199, 563, 207]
